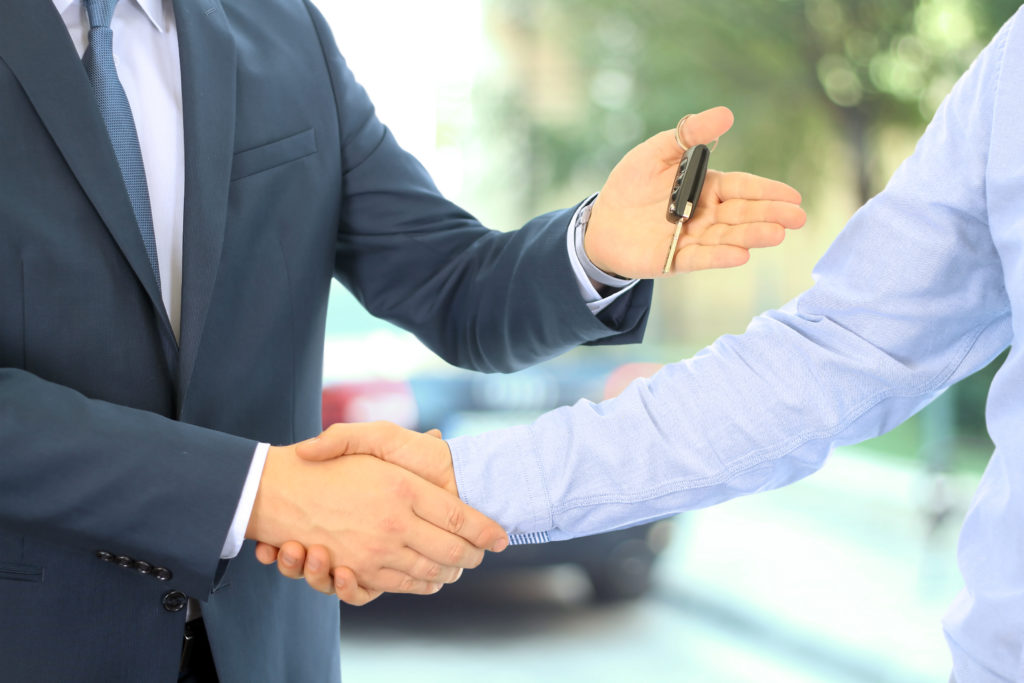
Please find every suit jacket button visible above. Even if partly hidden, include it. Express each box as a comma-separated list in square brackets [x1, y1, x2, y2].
[115, 555, 134, 568]
[95, 550, 114, 562]
[153, 567, 173, 582]
[161, 590, 187, 613]
[134, 560, 153, 575]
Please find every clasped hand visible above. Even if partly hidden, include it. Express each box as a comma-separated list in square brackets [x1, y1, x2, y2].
[246, 425, 503, 606]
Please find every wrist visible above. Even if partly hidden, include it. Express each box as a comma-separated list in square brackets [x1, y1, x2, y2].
[246, 444, 291, 543]
[574, 201, 633, 287]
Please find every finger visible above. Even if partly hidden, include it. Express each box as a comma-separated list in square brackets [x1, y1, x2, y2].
[296, 421, 402, 462]
[254, 542, 280, 565]
[403, 516, 488, 570]
[354, 565, 445, 596]
[333, 567, 384, 607]
[705, 221, 787, 250]
[407, 479, 509, 553]
[276, 540, 308, 580]
[355, 542, 467, 584]
[302, 545, 335, 595]
[404, 552, 464, 584]
[713, 171, 802, 204]
[676, 106, 734, 149]
[425, 428, 443, 439]
[673, 244, 751, 273]
[713, 199, 807, 230]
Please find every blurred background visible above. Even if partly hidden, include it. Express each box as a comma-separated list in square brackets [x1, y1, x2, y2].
[315, 1, 1021, 681]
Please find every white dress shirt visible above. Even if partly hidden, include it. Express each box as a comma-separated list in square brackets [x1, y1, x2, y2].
[54, 0, 633, 561]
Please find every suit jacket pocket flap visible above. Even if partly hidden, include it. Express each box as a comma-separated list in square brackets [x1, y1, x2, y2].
[231, 128, 317, 181]
[0, 562, 43, 583]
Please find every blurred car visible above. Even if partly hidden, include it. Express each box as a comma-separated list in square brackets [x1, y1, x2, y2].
[321, 359, 674, 601]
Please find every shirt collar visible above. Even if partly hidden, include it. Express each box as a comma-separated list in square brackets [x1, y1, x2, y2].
[53, 0, 167, 33]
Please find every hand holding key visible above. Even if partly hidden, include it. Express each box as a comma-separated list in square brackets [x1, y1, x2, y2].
[583, 107, 806, 279]
[664, 141, 711, 273]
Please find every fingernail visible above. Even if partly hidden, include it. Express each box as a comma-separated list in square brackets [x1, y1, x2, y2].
[335, 578, 346, 590]
[492, 538, 509, 552]
[308, 557, 321, 571]
[431, 583, 443, 593]
[282, 554, 297, 567]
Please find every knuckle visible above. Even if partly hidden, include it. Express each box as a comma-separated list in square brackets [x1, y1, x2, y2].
[445, 506, 465, 534]
[420, 560, 442, 580]
[391, 476, 414, 501]
[445, 543, 467, 566]
[379, 515, 404, 534]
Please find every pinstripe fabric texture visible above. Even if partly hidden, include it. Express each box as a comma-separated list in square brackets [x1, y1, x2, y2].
[82, 0, 161, 289]
[508, 531, 549, 546]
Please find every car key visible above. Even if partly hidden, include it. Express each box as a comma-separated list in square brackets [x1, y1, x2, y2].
[663, 142, 710, 273]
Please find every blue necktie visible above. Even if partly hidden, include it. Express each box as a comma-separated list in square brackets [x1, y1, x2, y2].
[82, 0, 161, 289]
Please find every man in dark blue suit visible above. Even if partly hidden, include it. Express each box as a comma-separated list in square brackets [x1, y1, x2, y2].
[0, 0, 804, 680]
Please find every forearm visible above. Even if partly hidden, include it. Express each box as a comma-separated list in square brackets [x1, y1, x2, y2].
[336, 166, 654, 372]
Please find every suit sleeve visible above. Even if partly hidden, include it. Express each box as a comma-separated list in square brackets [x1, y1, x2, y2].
[304, 3, 654, 374]
[447, 13, 1015, 541]
[0, 368, 257, 597]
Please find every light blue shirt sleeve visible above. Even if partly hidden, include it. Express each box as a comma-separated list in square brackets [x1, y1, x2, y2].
[449, 13, 1015, 546]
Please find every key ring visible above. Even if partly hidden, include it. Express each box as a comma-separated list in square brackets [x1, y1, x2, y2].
[675, 115, 718, 153]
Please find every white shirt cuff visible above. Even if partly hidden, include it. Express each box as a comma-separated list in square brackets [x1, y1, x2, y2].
[565, 195, 639, 313]
[220, 442, 271, 559]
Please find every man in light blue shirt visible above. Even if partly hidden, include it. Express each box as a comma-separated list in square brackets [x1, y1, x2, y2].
[269, 6, 1024, 681]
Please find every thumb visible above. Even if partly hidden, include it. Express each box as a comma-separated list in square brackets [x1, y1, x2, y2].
[675, 106, 734, 149]
[425, 428, 443, 439]
[295, 420, 403, 462]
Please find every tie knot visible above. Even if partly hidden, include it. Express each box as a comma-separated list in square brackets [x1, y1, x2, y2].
[83, 0, 120, 29]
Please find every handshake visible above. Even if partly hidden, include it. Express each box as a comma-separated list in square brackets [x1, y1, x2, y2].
[245, 422, 506, 606]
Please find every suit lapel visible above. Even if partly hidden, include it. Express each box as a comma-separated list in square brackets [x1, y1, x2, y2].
[0, 0, 175, 348]
[173, 0, 237, 406]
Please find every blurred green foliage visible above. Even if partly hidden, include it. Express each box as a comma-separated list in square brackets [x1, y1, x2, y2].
[484, 0, 1019, 207]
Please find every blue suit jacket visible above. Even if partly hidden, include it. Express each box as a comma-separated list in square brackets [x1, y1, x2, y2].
[0, 0, 652, 680]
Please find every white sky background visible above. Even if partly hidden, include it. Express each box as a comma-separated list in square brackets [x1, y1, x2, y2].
[317, 0, 489, 200]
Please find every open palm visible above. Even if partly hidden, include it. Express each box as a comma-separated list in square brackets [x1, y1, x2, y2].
[584, 107, 806, 279]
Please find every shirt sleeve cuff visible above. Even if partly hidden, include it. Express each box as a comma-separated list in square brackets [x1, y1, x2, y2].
[449, 427, 554, 541]
[219, 442, 270, 559]
[566, 194, 640, 314]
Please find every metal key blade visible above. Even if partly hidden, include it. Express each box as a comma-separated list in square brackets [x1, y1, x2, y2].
[664, 219, 684, 273]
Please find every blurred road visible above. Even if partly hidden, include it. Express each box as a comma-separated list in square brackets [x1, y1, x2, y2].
[338, 447, 978, 682]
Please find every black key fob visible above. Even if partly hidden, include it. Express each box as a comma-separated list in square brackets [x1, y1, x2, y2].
[667, 143, 710, 222]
